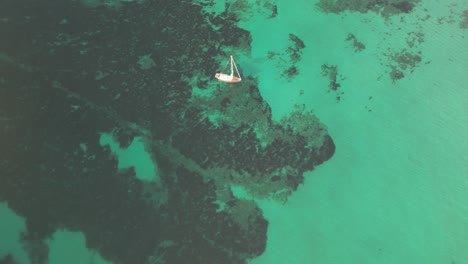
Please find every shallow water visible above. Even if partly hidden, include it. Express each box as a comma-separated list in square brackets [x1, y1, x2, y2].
[242, 1, 468, 263]
[1, 0, 467, 263]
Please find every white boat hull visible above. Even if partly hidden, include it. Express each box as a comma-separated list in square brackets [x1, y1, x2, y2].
[215, 73, 242, 83]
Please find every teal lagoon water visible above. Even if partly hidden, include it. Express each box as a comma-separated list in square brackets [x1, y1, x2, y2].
[1, 0, 468, 263]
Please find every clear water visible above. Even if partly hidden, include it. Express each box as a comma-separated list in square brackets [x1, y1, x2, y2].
[1, 0, 467, 263]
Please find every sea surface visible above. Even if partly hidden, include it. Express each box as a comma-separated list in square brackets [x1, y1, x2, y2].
[240, 1, 468, 263]
[1, 0, 467, 263]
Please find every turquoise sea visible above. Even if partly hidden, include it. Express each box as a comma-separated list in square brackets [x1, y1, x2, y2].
[1, 0, 467, 263]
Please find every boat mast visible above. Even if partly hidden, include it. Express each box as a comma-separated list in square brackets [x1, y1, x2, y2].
[233, 58, 241, 80]
[230, 55, 234, 78]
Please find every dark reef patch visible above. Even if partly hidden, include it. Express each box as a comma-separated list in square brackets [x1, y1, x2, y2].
[460, 10, 468, 29]
[384, 49, 422, 82]
[0, 254, 17, 264]
[316, 0, 421, 17]
[391, 1, 414, 13]
[321, 64, 345, 102]
[266, 33, 306, 81]
[321, 64, 340, 91]
[346, 33, 366, 52]
[0, 0, 334, 263]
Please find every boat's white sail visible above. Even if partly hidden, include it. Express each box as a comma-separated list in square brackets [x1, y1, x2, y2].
[215, 55, 242, 83]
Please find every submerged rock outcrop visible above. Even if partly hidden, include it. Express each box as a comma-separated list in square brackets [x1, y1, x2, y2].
[316, 0, 421, 17]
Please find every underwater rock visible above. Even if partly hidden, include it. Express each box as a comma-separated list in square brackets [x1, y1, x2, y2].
[316, 0, 420, 16]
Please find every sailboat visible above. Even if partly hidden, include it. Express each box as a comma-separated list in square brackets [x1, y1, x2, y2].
[215, 55, 242, 83]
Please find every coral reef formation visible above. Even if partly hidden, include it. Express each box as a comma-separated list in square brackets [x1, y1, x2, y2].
[267, 34, 306, 81]
[316, 0, 421, 17]
[0, 0, 334, 263]
[459, 10, 468, 28]
[345, 33, 366, 52]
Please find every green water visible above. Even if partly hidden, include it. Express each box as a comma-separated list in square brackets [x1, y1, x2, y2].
[0, 204, 109, 264]
[1, 0, 467, 263]
[99, 133, 160, 183]
[238, 0, 468, 263]
[0, 203, 30, 264]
